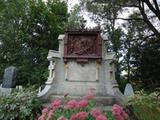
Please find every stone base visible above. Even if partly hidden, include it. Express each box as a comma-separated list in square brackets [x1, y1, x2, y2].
[0, 87, 12, 96]
[39, 83, 124, 106]
[41, 94, 121, 107]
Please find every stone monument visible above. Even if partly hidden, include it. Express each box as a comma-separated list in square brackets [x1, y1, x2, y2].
[38, 28, 124, 105]
[2, 66, 17, 88]
[124, 83, 134, 97]
[0, 66, 17, 95]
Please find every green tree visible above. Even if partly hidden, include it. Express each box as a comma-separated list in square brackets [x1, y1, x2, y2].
[122, 12, 160, 89]
[66, 4, 84, 29]
[80, 0, 126, 90]
[0, 0, 68, 86]
[81, 0, 160, 38]
[80, 0, 160, 90]
[121, 13, 144, 83]
[139, 39, 160, 89]
[138, 0, 160, 38]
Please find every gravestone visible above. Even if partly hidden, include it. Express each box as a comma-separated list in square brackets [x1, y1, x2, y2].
[38, 27, 124, 105]
[2, 66, 17, 88]
[0, 87, 12, 95]
[124, 83, 134, 97]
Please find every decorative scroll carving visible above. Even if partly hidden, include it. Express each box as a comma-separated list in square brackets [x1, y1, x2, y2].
[64, 30, 102, 62]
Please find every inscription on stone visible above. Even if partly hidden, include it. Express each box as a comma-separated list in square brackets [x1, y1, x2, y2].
[66, 61, 98, 82]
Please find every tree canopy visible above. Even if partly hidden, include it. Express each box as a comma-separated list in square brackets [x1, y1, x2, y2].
[81, 0, 160, 38]
[80, 0, 160, 90]
[0, 0, 68, 86]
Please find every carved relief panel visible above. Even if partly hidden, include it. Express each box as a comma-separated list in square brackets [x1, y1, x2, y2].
[64, 31, 102, 62]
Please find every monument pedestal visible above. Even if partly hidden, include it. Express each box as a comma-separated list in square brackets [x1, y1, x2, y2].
[38, 30, 124, 105]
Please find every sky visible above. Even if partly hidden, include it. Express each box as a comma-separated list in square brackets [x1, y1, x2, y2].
[67, 0, 97, 27]
[67, 0, 79, 11]
[67, 0, 133, 28]
[43, 0, 96, 26]
[54, 0, 160, 28]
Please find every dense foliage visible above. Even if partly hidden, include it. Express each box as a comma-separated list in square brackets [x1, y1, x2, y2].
[81, 0, 160, 38]
[66, 4, 84, 30]
[0, 0, 68, 86]
[80, 0, 160, 90]
[0, 88, 42, 120]
[127, 91, 160, 120]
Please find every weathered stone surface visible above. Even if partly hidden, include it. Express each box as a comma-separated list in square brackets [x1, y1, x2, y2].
[58, 34, 65, 40]
[0, 88, 12, 95]
[66, 61, 98, 82]
[38, 29, 124, 105]
[2, 66, 17, 88]
[47, 50, 60, 60]
[124, 83, 134, 97]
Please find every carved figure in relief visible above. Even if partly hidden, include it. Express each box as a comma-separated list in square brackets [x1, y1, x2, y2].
[69, 37, 94, 55]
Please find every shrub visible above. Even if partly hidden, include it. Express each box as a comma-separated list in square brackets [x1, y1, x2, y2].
[127, 91, 160, 120]
[0, 88, 42, 120]
[38, 94, 128, 120]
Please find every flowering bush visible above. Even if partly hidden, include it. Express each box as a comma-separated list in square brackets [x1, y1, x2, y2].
[112, 104, 128, 120]
[127, 91, 160, 120]
[38, 93, 128, 120]
[0, 88, 42, 120]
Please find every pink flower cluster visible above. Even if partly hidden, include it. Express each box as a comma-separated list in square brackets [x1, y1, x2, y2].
[91, 109, 107, 120]
[38, 108, 48, 120]
[79, 99, 88, 108]
[51, 98, 61, 109]
[90, 109, 101, 118]
[112, 104, 128, 120]
[65, 100, 78, 109]
[65, 99, 88, 109]
[38, 98, 61, 120]
[70, 112, 88, 120]
[38, 98, 90, 120]
[96, 115, 108, 120]
[38, 91, 128, 120]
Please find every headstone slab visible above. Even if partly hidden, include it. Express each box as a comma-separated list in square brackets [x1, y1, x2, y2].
[2, 66, 17, 88]
[66, 61, 98, 82]
[63, 30, 102, 63]
[0, 88, 12, 96]
[124, 83, 134, 97]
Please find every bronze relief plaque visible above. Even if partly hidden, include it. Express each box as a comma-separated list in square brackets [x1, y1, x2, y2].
[64, 31, 102, 62]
